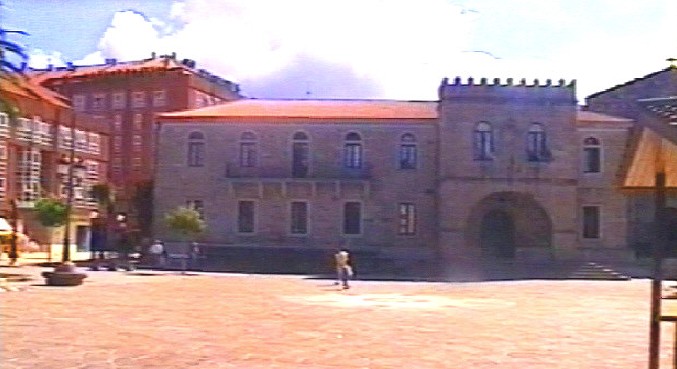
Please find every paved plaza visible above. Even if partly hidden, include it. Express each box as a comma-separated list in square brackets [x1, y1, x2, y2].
[1, 266, 676, 369]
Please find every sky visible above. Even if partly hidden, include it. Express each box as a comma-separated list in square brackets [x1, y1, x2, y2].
[2, 0, 676, 103]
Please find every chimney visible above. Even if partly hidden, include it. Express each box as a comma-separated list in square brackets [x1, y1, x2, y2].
[66, 62, 75, 71]
[105, 58, 117, 65]
[151, 52, 156, 59]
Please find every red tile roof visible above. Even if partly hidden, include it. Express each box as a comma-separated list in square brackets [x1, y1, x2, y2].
[156, 99, 439, 122]
[1, 74, 70, 108]
[587, 66, 677, 100]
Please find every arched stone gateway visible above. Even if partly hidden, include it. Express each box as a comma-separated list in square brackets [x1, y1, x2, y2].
[468, 192, 552, 259]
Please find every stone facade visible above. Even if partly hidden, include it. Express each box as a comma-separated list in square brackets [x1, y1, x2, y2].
[154, 78, 641, 264]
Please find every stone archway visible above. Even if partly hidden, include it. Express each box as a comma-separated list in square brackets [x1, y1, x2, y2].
[467, 192, 552, 259]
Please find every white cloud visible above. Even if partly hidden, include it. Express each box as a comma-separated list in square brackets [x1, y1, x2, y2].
[38, 0, 677, 101]
[28, 49, 66, 69]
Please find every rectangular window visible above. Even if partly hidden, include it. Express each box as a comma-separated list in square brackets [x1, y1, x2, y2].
[92, 93, 106, 110]
[152, 90, 166, 107]
[187, 142, 205, 167]
[343, 202, 362, 235]
[73, 94, 85, 112]
[398, 203, 416, 235]
[344, 143, 362, 169]
[240, 142, 257, 167]
[238, 201, 255, 233]
[399, 144, 417, 169]
[186, 200, 205, 219]
[290, 201, 308, 235]
[132, 157, 142, 168]
[133, 113, 143, 130]
[113, 135, 122, 152]
[113, 114, 123, 132]
[112, 92, 126, 109]
[583, 147, 601, 173]
[132, 91, 146, 108]
[582, 206, 600, 239]
[132, 134, 142, 151]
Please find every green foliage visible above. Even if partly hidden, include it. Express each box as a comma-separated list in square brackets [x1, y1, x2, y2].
[164, 206, 205, 240]
[0, 26, 29, 119]
[34, 198, 68, 228]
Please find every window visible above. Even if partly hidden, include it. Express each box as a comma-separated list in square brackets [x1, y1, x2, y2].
[292, 131, 309, 178]
[186, 200, 205, 219]
[187, 131, 205, 167]
[473, 122, 494, 160]
[92, 93, 106, 110]
[290, 201, 308, 235]
[152, 90, 166, 107]
[88, 133, 100, 154]
[398, 203, 416, 235]
[133, 113, 143, 130]
[113, 114, 122, 132]
[75, 130, 88, 151]
[132, 91, 146, 108]
[583, 137, 601, 173]
[527, 123, 549, 162]
[132, 134, 142, 151]
[131, 157, 142, 168]
[112, 92, 126, 109]
[399, 133, 417, 169]
[73, 94, 85, 112]
[344, 132, 362, 169]
[239, 132, 257, 167]
[582, 206, 600, 239]
[343, 202, 362, 235]
[113, 135, 122, 152]
[238, 200, 255, 233]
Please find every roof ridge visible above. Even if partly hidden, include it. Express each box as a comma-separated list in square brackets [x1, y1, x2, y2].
[587, 65, 677, 100]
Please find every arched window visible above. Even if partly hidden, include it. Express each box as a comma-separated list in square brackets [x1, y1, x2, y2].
[344, 132, 363, 169]
[292, 131, 310, 178]
[526, 123, 549, 162]
[399, 133, 417, 169]
[187, 131, 205, 167]
[582, 137, 601, 173]
[473, 122, 494, 161]
[239, 131, 257, 167]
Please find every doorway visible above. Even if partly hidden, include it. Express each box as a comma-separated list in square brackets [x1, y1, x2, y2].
[480, 210, 515, 258]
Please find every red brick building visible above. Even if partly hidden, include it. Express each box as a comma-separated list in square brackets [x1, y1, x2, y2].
[28, 53, 241, 209]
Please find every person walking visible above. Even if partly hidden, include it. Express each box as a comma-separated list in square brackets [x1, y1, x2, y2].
[189, 242, 201, 271]
[334, 249, 353, 289]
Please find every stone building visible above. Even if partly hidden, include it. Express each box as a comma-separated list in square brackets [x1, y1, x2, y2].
[0, 74, 109, 257]
[154, 77, 639, 265]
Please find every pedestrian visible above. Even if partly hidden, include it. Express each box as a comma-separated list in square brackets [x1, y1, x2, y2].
[114, 214, 135, 271]
[189, 241, 201, 270]
[335, 249, 353, 289]
[149, 239, 165, 269]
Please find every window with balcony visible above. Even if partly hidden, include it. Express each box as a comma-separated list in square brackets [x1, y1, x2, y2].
[473, 122, 494, 161]
[399, 133, 417, 169]
[152, 90, 166, 107]
[344, 132, 362, 169]
[113, 114, 123, 132]
[290, 201, 308, 235]
[583, 137, 601, 173]
[238, 200, 255, 233]
[187, 131, 205, 167]
[239, 132, 257, 167]
[343, 201, 362, 235]
[75, 130, 88, 151]
[112, 92, 126, 109]
[526, 123, 549, 162]
[133, 113, 143, 130]
[88, 133, 100, 154]
[398, 203, 416, 235]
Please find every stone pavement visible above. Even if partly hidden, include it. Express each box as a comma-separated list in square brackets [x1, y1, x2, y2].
[1, 266, 676, 369]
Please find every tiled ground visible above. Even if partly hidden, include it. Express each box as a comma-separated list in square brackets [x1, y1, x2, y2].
[1, 267, 675, 369]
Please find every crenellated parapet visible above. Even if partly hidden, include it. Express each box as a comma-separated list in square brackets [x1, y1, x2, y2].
[438, 76, 577, 105]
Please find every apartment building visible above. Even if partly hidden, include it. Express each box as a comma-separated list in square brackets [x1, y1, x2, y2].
[0, 75, 109, 253]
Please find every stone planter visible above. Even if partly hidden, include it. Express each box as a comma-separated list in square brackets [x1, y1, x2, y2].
[42, 262, 87, 286]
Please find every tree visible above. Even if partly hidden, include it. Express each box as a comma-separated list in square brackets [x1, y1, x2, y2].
[131, 180, 153, 239]
[164, 206, 205, 241]
[0, 26, 28, 118]
[34, 197, 68, 228]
